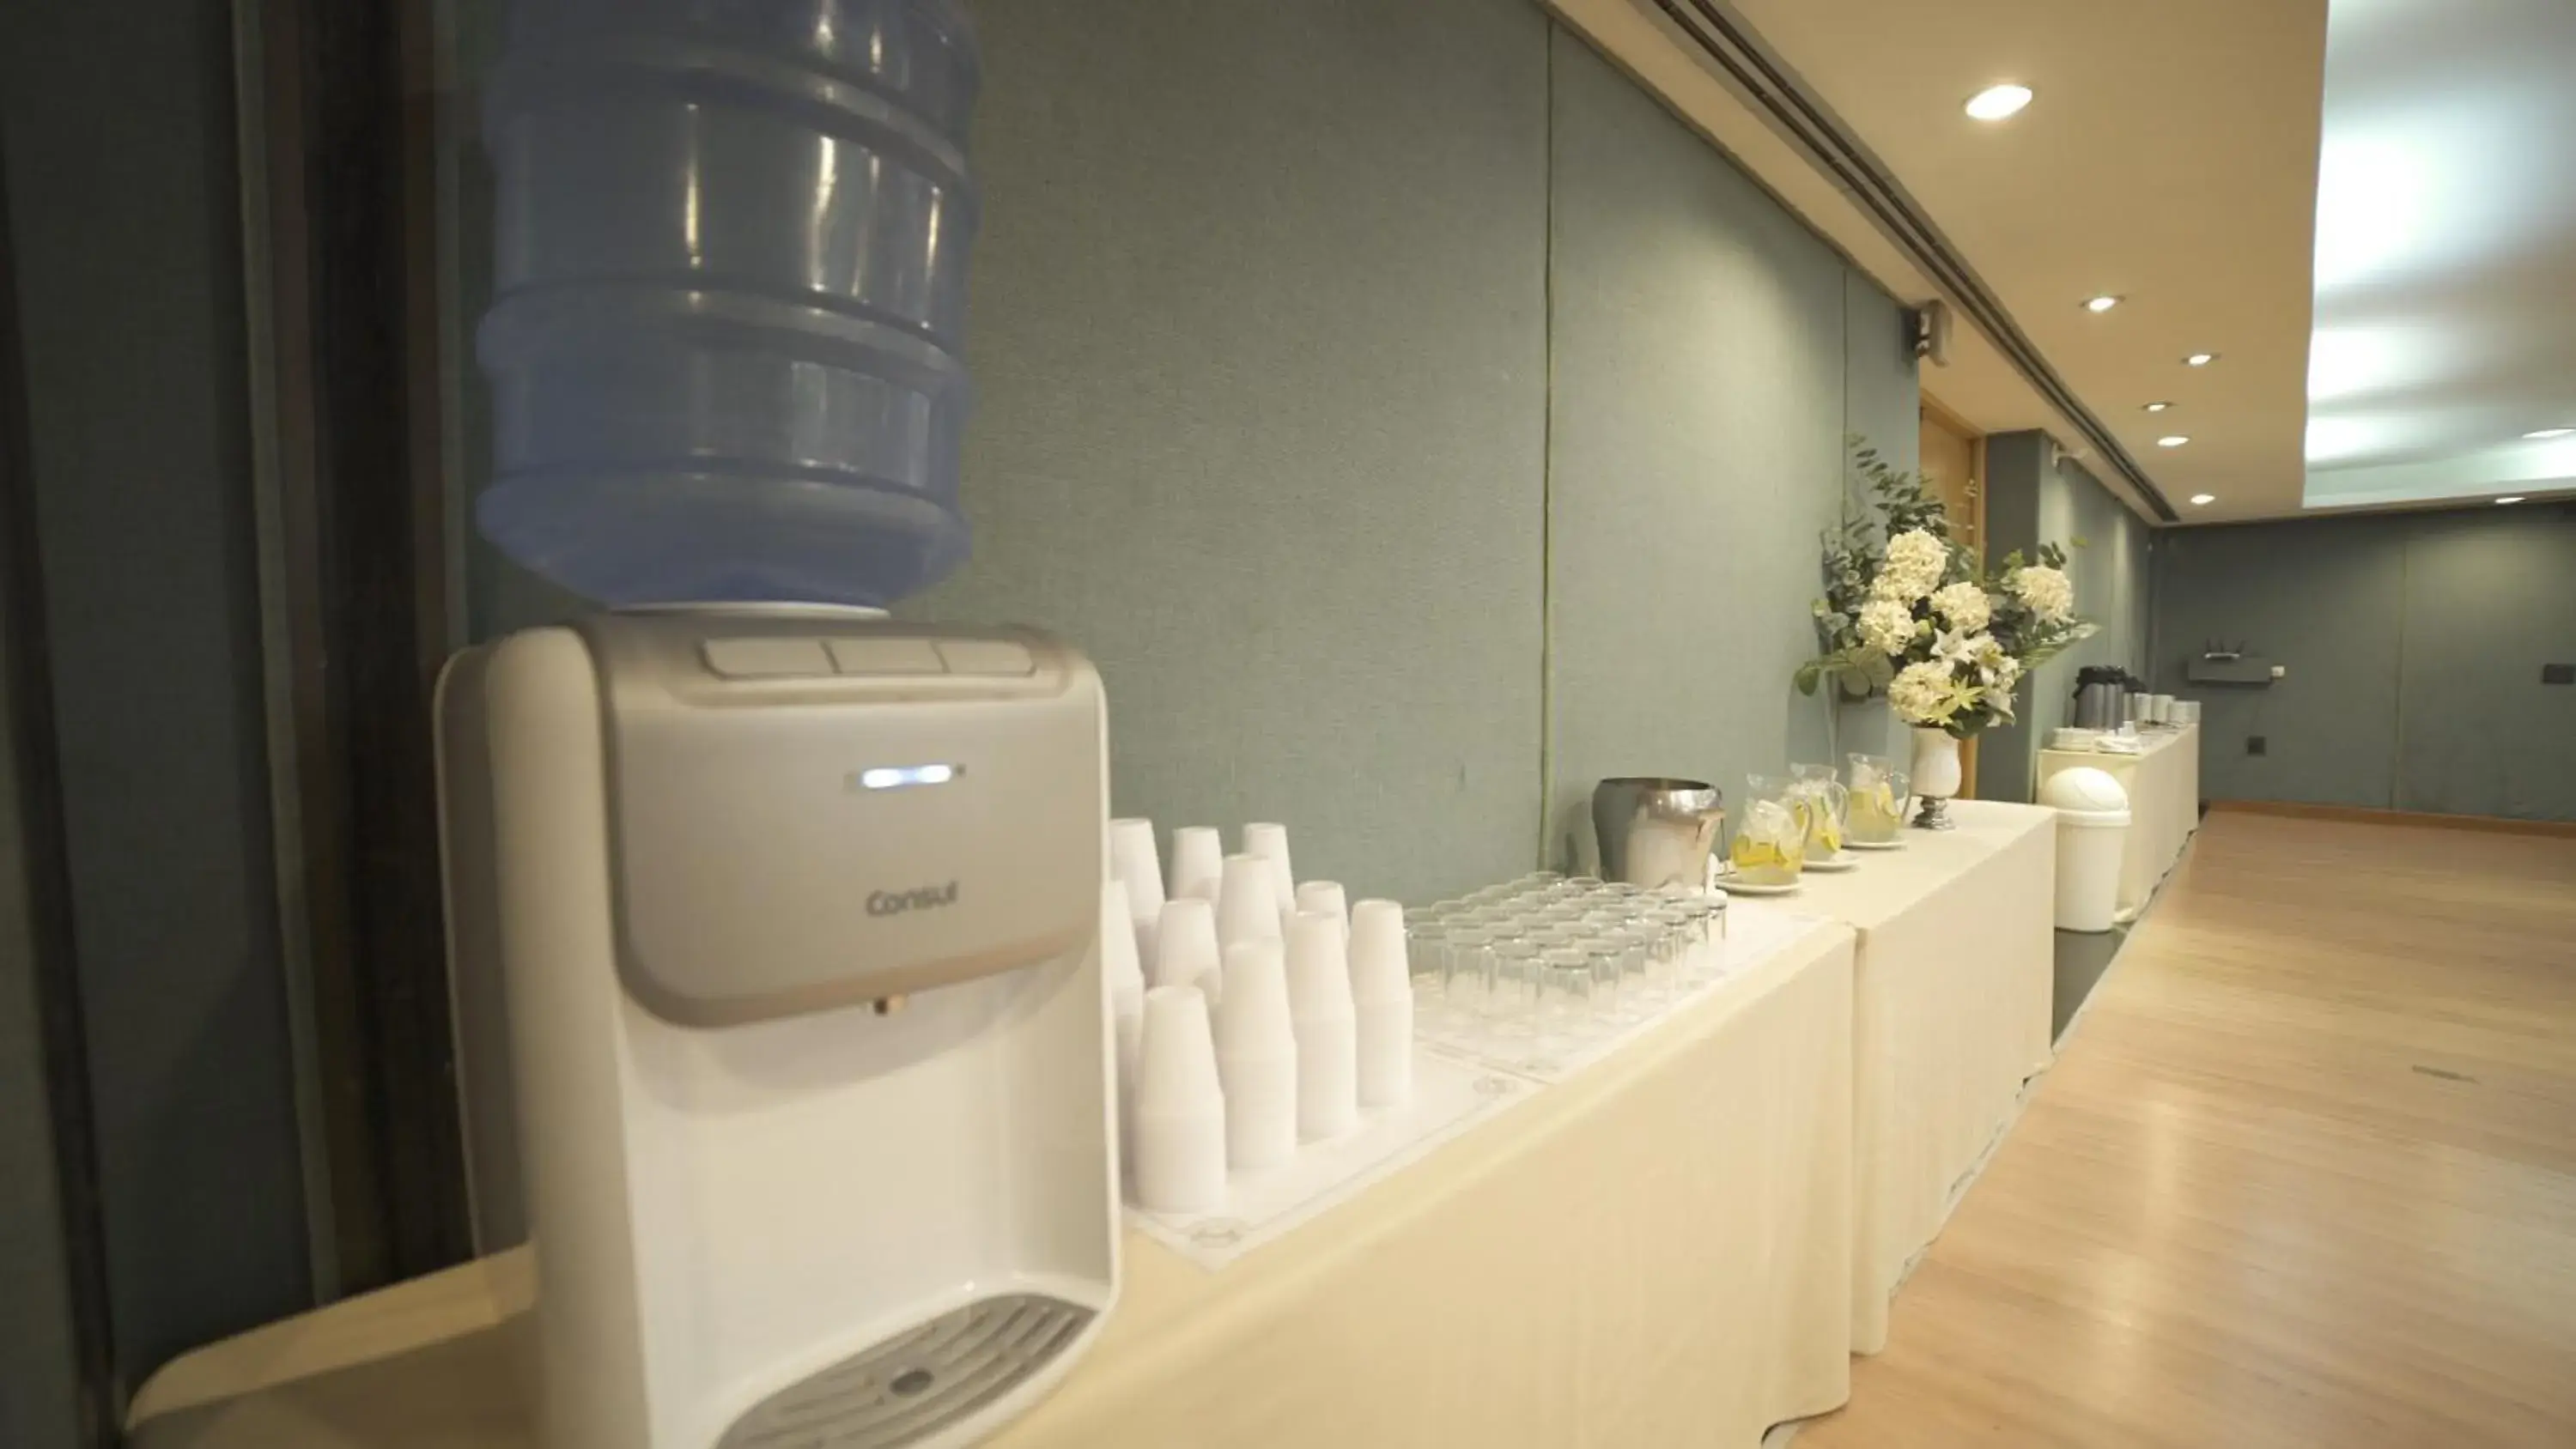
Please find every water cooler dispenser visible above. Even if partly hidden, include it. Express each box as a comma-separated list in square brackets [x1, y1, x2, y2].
[437, 609, 1119, 1449]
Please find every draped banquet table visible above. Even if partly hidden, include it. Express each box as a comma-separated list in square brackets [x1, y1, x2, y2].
[2038, 724, 2202, 922]
[1732, 798, 2058, 1355]
[129, 920, 1863, 1449]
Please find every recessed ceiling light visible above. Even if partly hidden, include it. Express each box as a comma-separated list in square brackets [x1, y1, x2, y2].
[2184, 353, 2218, 367]
[2157, 435, 2191, 448]
[2083, 294, 2122, 313]
[2495, 495, 2527, 505]
[1964, 84, 2034, 121]
[2143, 401, 2173, 413]
[2524, 427, 2574, 440]
[2190, 494, 2216, 506]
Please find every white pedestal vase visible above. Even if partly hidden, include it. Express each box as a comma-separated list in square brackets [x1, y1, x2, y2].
[1910, 726, 1964, 830]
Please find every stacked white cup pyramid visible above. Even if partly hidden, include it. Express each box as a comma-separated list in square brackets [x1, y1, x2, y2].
[1102, 818, 1415, 1214]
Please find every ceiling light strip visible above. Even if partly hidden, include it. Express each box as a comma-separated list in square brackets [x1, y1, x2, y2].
[1638, 0, 2183, 523]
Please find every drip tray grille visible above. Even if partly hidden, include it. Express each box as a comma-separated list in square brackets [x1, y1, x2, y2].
[718, 1294, 1093, 1449]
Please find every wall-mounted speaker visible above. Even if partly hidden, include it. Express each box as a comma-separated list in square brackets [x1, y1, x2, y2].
[1908, 299, 1953, 367]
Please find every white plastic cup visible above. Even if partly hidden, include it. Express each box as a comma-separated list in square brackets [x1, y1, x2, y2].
[1132, 986, 1226, 1214]
[1170, 826, 1225, 903]
[1108, 818, 1166, 961]
[1348, 899, 1414, 1109]
[1154, 896, 1224, 1008]
[1285, 911, 1359, 1141]
[1217, 853, 1284, 949]
[1242, 822, 1296, 912]
[1294, 880, 1350, 942]
[1215, 940, 1298, 1171]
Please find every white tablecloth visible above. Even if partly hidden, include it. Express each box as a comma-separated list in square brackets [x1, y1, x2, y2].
[1734, 799, 2057, 1355]
[2038, 724, 2200, 920]
[130, 924, 1862, 1449]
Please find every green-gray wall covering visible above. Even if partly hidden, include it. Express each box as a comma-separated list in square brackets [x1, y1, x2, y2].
[1981, 433, 2154, 803]
[1543, 30, 1913, 862]
[909, 0, 1553, 903]
[2154, 504, 2576, 821]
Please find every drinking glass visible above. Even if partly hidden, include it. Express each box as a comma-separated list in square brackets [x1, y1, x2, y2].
[1490, 939, 1542, 1028]
[1538, 947, 1600, 1024]
[1444, 926, 1495, 1012]
[1589, 937, 1643, 1021]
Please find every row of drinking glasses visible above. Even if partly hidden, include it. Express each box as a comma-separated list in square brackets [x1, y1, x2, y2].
[1402, 873, 1727, 1032]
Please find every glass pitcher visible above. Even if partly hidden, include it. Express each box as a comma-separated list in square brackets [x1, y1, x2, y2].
[1789, 762, 1848, 864]
[1845, 755, 1911, 844]
[1729, 774, 1810, 887]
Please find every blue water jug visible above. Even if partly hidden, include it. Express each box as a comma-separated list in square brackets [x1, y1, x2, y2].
[477, 0, 981, 607]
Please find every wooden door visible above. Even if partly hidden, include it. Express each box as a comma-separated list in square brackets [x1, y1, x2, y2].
[1919, 397, 1983, 560]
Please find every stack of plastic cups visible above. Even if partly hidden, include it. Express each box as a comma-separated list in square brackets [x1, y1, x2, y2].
[1108, 818, 1166, 970]
[1243, 823, 1296, 918]
[1295, 881, 1350, 943]
[1349, 900, 1413, 1109]
[1154, 897, 1223, 1007]
[1285, 912, 1358, 1142]
[1170, 827, 1224, 903]
[1215, 940, 1297, 1171]
[1132, 986, 1225, 1214]
[1217, 854, 1284, 949]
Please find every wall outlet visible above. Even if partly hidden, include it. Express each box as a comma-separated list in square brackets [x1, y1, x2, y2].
[2269, 664, 2287, 680]
[2247, 735, 2269, 756]
[2545, 664, 2575, 686]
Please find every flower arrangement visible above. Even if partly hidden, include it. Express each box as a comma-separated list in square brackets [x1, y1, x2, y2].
[1796, 440, 2097, 737]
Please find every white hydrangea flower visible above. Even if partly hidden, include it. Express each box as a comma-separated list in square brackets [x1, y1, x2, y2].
[1930, 581, 1992, 634]
[1857, 598, 1918, 657]
[2011, 564, 2075, 622]
[1878, 529, 1949, 602]
[1887, 660, 1957, 725]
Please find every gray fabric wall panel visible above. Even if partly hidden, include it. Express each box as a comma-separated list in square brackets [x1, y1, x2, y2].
[910, 0, 1552, 903]
[2034, 456, 2153, 724]
[2156, 504, 2576, 820]
[1981, 437, 2155, 803]
[1834, 271, 1918, 766]
[1542, 30, 1911, 860]
[2394, 506, 2576, 820]
[2152, 516, 2410, 809]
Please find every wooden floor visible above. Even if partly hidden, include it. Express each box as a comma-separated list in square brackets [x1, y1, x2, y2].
[1800, 808, 2576, 1447]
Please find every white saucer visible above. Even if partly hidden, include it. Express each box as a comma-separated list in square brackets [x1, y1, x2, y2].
[1805, 855, 1859, 871]
[1715, 876, 1801, 895]
[1842, 838, 1905, 851]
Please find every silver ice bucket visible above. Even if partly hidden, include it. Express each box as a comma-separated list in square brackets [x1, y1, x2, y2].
[1591, 778, 1726, 889]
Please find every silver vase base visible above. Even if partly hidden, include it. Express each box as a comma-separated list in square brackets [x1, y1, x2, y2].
[1911, 796, 1957, 831]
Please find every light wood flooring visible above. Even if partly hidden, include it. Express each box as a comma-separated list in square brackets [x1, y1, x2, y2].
[1799, 807, 2576, 1447]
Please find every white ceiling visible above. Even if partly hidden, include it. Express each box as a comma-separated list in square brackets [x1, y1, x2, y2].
[2302, 0, 2576, 510]
[1550, 0, 2576, 524]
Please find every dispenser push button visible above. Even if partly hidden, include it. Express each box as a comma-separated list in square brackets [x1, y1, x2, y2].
[826, 637, 948, 676]
[935, 639, 1037, 676]
[701, 638, 834, 679]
